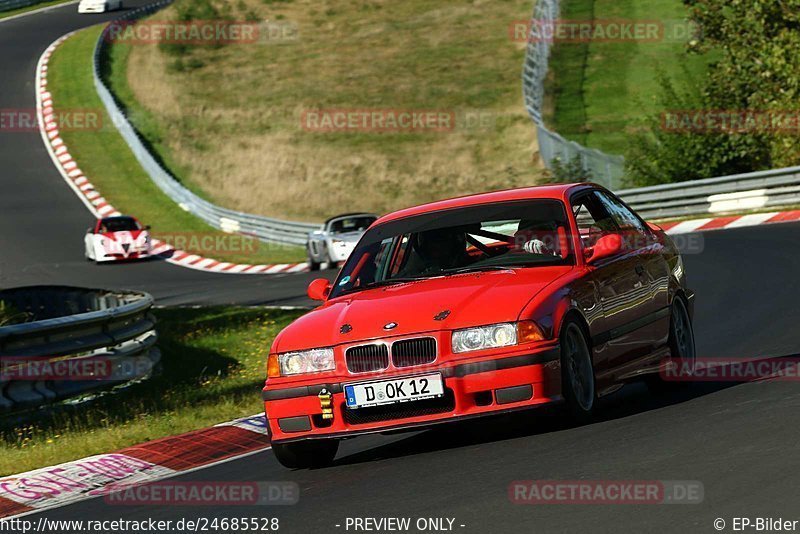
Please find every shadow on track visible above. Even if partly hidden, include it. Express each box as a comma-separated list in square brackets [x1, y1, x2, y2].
[331, 363, 785, 467]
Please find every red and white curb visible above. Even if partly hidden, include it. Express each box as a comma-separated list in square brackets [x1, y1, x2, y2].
[0, 414, 269, 519]
[36, 34, 308, 275]
[658, 210, 800, 235]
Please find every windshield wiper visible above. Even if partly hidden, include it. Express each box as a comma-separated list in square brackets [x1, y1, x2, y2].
[441, 265, 520, 275]
[345, 277, 428, 292]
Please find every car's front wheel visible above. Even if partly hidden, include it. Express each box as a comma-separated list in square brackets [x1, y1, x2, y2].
[560, 321, 596, 422]
[272, 439, 339, 469]
[307, 247, 321, 271]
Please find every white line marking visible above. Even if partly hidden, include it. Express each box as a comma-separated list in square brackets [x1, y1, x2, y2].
[723, 212, 780, 229]
[665, 218, 714, 235]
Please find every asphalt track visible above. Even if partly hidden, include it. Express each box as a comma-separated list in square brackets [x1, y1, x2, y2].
[4, 4, 800, 534]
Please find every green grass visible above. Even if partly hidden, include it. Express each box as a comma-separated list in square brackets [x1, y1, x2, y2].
[545, 0, 709, 155]
[111, 0, 544, 221]
[0, 0, 74, 20]
[47, 26, 306, 265]
[0, 306, 305, 475]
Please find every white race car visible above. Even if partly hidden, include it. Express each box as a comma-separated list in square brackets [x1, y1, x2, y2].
[306, 213, 377, 271]
[78, 0, 123, 13]
[84, 215, 152, 263]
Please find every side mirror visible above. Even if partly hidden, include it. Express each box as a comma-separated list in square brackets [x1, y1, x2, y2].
[307, 278, 332, 301]
[586, 234, 623, 264]
[144, 225, 152, 230]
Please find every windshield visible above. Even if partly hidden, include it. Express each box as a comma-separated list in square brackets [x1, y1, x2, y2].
[330, 200, 572, 298]
[99, 217, 141, 232]
[328, 216, 376, 234]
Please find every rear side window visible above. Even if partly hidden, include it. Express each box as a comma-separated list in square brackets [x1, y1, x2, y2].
[594, 191, 649, 235]
[570, 193, 618, 249]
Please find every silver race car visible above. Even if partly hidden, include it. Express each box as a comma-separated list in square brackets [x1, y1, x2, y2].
[306, 213, 377, 271]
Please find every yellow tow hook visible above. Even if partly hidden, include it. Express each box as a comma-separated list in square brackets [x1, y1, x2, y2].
[318, 389, 334, 420]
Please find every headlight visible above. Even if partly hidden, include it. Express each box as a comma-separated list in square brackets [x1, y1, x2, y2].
[331, 239, 347, 248]
[276, 348, 335, 376]
[452, 323, 517, 353]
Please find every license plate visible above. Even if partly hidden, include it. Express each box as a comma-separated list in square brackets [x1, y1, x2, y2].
[344, 373, 444, 409]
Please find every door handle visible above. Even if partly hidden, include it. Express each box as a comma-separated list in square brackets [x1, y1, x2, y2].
[635, 264, 645, 276]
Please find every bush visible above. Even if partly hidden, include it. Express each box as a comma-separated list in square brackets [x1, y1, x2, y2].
[0, 301, 32, 327]
[624, 69, 771, 187]
[547, 155, 593, 183]
[626, 0, 800, 186]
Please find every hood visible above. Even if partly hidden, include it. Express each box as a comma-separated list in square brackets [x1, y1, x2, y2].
[101, 230, 146, 242]
[273, 266, 572, 353]
[329, 231, 363, 243]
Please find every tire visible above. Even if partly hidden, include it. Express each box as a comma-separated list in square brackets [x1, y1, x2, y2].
[272, 439, 339, 469]
[307, 248, 321, 271]
[319, 247, 331, 270]
[560, 321, 596, 422]
[647, 297, 696, 393]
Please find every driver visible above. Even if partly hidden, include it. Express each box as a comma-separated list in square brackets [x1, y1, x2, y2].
[515, 219, 560, 256]
[400, 228, 469, 276]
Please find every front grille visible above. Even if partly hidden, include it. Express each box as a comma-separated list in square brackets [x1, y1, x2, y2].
[345, 343, 389, 373]
[343, 389, 456, 425]
[392, 337, 437, 367]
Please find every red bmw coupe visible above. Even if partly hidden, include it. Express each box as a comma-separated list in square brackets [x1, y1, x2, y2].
[263, 183, 695, 468]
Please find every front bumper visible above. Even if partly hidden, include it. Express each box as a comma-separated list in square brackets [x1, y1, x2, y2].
[263, 345, 562, 444]
[327, 242, 357, 263]
[95, 244, 152, 262]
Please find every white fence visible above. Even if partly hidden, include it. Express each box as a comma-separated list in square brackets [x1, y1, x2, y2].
[522, 0, 625, 188]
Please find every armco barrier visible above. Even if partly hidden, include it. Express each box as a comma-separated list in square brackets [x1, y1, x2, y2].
[92, 1, 319, 246]
[617, 166, 800, 221]
[0, 286, 159, 410]
[0, 0, 38, 12]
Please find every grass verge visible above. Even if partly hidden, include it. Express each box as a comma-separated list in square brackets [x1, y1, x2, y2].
[0, 306, 305, 476]
[544, 0, 708, 155]
[0, 0, 74, 21]
[47, 26, 306, 265]
[112, 0, 544, 221]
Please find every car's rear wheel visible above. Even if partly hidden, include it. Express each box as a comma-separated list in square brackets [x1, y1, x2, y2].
[647, 297, 695, 392]
[272, 439, 339, 469]
[560, 321, 595, 422]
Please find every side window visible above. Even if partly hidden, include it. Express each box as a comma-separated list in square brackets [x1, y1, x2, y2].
[571, 194, 618, 249]
[595, 192, 648, 235]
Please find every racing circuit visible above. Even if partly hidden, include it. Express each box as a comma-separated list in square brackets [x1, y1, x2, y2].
[2, 3, 800, 532]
